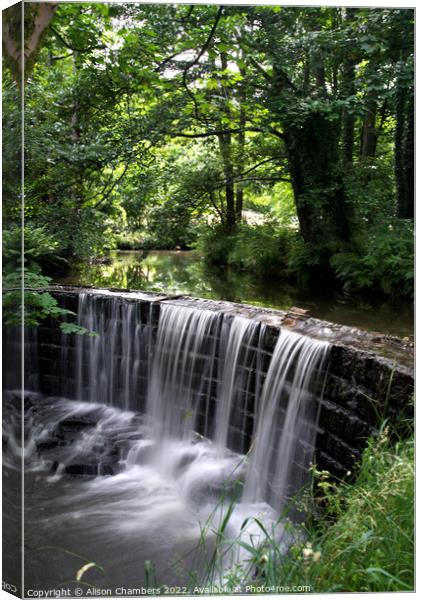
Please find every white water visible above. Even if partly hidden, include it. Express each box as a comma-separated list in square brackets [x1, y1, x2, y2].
[146, 304, 219, 442]
[243, 330, 329, 513]
[214, 316, 259, 454]
[74, 294, 149, 409]
[5, 294, 330, 589]
[74, 296, 330, 564]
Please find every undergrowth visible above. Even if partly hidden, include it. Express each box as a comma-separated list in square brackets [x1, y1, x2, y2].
[272, 430, 414, 592]
[196, 219, 413, 299]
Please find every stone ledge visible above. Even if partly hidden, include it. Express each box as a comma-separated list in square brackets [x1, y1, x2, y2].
[45, 285, 414, 370]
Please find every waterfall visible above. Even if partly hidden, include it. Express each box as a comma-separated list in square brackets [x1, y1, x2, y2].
[214, 316, 259, 454]
[71, 295, 329, 514]
[146, 304, 220, 441]
[74, 293, 148, 409]
[2, 293, 334, 589]
[242, 330, 329, 513]
[3, 325, 38, 392]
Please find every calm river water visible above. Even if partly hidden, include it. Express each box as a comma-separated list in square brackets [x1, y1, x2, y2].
[58, 250, 413, 338]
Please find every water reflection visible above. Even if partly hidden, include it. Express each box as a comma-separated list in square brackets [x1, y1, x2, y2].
[58, 250, 413, 338]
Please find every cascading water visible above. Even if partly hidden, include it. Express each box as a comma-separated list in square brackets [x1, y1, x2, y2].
[243, 330, 329, 513]
[214, 316, 260, 454]
[4, 293, 330, 592]
[146, 304, 220, 441]
[73, 294, 148, 409]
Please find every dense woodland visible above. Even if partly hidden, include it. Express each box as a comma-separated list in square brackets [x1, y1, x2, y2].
[3, 3, 414, 307]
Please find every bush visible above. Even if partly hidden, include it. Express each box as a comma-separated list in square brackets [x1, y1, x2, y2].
[197, 222, 295, 277]
[343, 158, 396, 225]
[3, 224, 65, 272]
[143, 203, 198, 250]
[330, 220, 414, 298]
[2, 225, 91, 333]
[114, 231, 145, 251]
[283, 433, 414, 592]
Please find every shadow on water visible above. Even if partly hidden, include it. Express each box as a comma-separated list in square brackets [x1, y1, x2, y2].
[58, 250, 413, 338]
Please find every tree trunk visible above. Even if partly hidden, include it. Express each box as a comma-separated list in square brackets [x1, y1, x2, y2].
[395, 81, 407, 217]
[396, 82, 414, 219]
[342, 68, 355, 163]
[361, 99, 378, 158]
[277, 48, 353, 253]
[235, 185, 243, 223]
[235, 88, 246, 222]
[218, 133, 236, 232]
[341, 9, 357, 164]
[2, 2, 58, 85]
[402, 88, 414, 219]
[284, 114, 353, 251]
[217, 52, 236, 233]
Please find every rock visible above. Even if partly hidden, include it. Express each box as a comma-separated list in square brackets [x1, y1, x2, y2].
[37, 440, 61, 452]
[59, 417, 96, 430]
[53, 418, 96, 442]
[100, 464, 114, 476]
[64, 463, 114, 477]
[288, 306, 310, 317]
[65, 464, 99, 476]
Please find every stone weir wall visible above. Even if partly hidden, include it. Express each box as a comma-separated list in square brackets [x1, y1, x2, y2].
[37, 286, 414, 479]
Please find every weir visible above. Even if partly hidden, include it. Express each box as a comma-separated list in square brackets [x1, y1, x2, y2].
[53, 292, 330, 511]
[36, 287, 414, 478]
[3, 286, 414, 591]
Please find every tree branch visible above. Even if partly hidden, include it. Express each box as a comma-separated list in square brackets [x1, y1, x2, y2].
[153, 52, 183, 73]
[174, 126, 284, 139]
[184, 6, 224, 71]
[212, 175, 290, 190]
[89, 162, 131, 209]
[248, 56, 273, 83]
[182, 6, 224, 121]
[51, 26, 105, 54]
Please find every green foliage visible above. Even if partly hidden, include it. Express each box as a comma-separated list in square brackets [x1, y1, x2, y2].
[331, 220, 414, 297]
[287, 240, 333, 287]
[3, 225, 63, 270]
[2, 265, 76, 329]
[343, 158, 396, 224]
[2, 225, 92, 333]
[143, 202, 198, 250]
[115, 232, 145, 251]
[197, 222, 295, 277]
[196, 225, 237, 266]
[65, 209, 117, 260]
[2, 3, 414, 302]
[279, 433, 414, 592]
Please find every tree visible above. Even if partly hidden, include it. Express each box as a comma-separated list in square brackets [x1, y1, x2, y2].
[2, 2, 58, 85]
[2, 3, 414, 296]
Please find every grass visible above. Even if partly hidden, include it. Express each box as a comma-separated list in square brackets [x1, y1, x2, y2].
[244, 430, 414, 592]
[172, 427, 414, 593]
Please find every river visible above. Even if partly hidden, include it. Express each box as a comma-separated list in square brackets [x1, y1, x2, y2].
[58, 250, 413, 338]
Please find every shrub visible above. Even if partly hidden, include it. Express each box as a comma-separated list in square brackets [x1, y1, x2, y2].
[197, 222, 295, 277]
[3, 224, 64, 272]
[114, 231, 145, 251]
[283, 433, 414, 592]
[330, 220, 414, 298]
[143, 203, 198, 250]
[2, 225, 92, 333]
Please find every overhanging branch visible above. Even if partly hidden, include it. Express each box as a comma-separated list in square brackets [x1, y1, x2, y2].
[174, 126, 285, 140]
